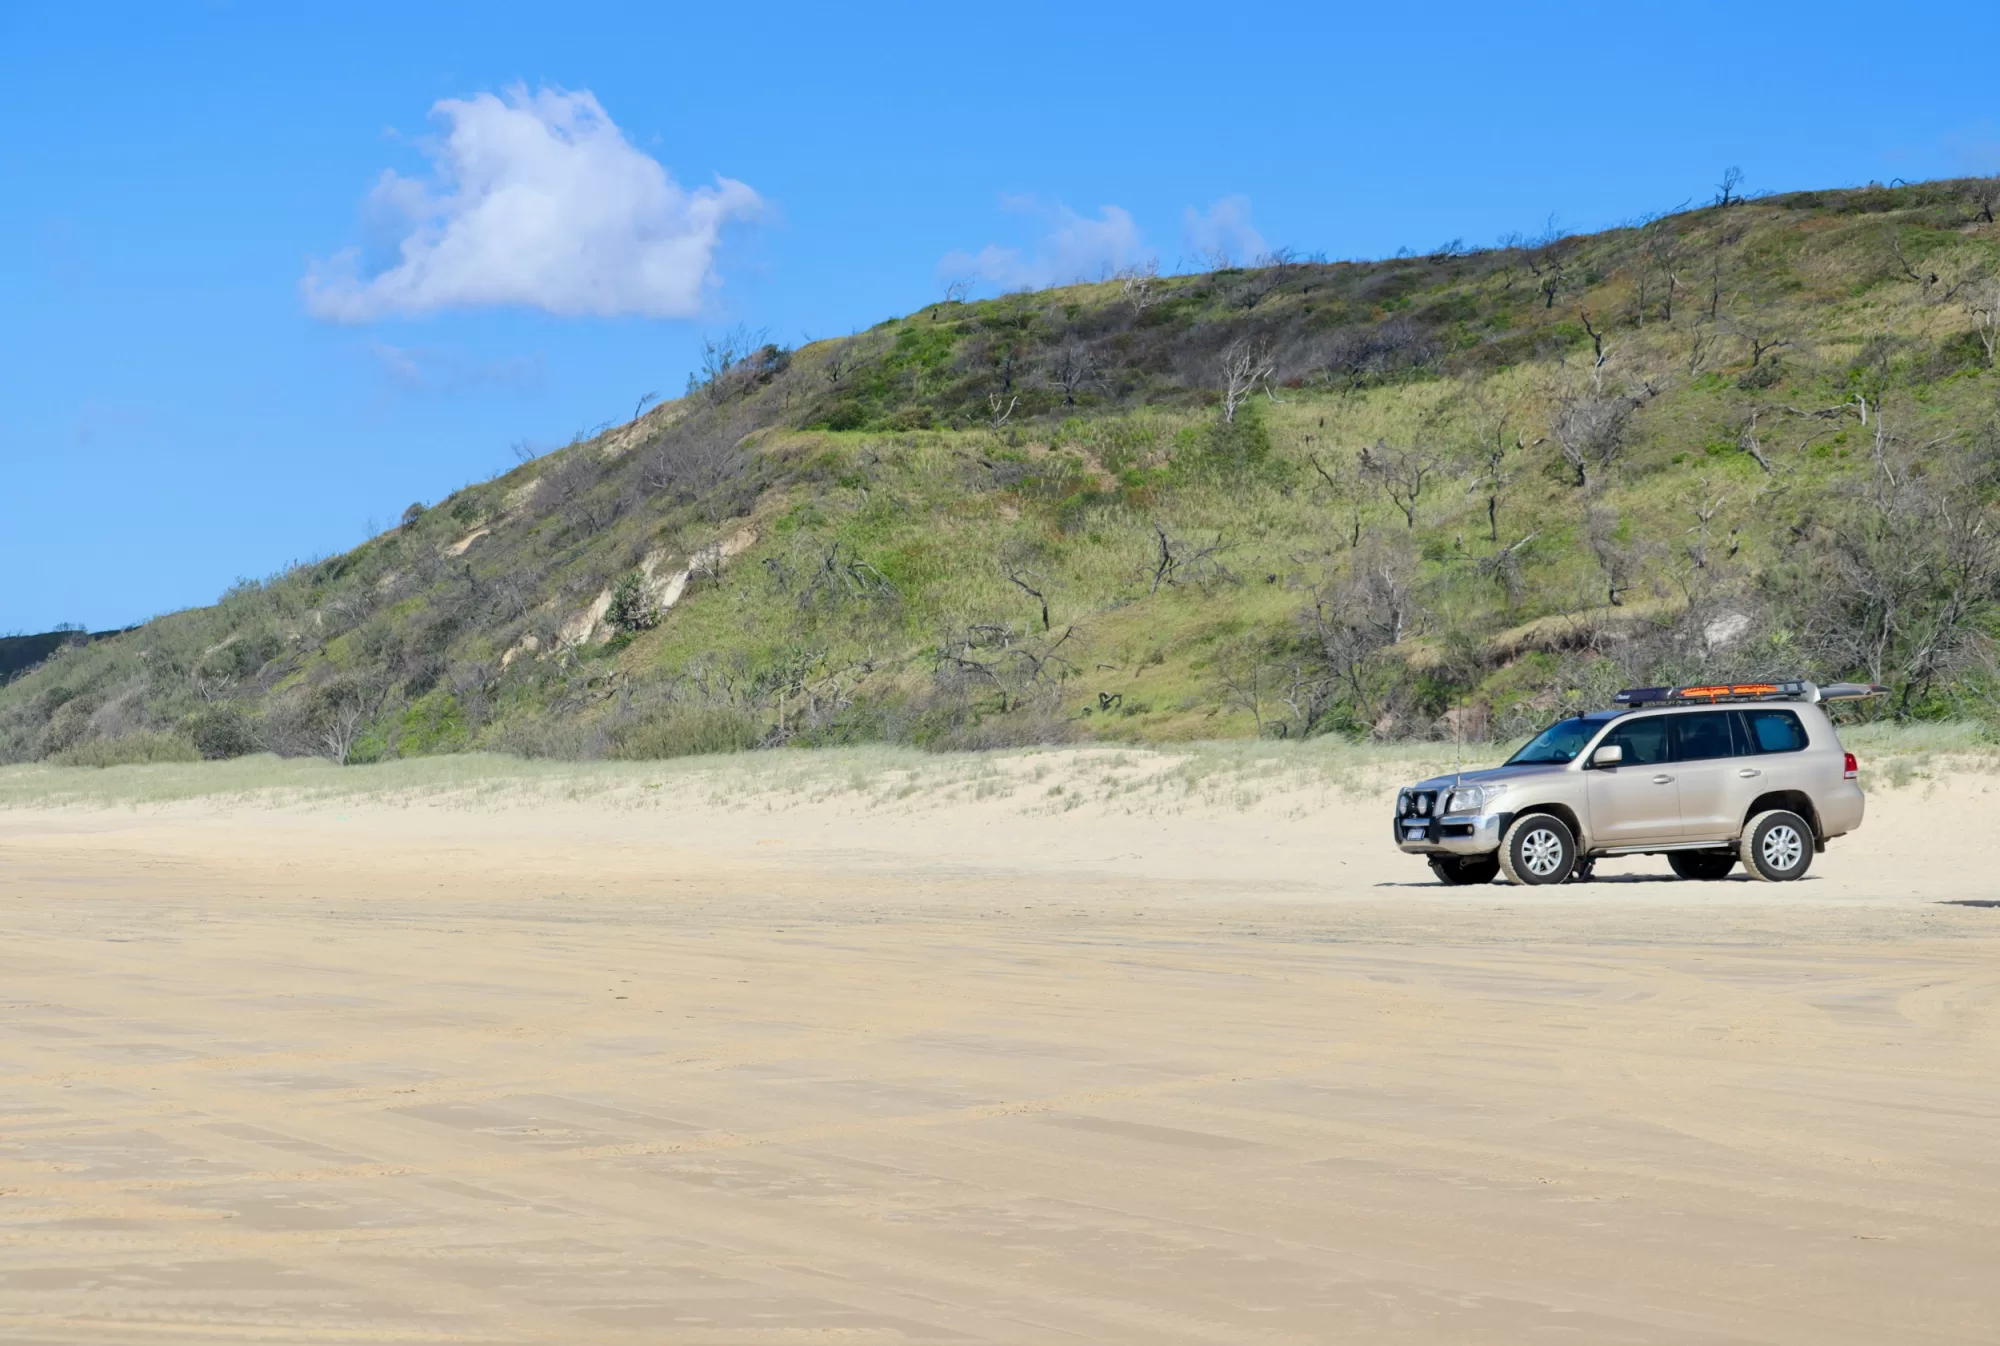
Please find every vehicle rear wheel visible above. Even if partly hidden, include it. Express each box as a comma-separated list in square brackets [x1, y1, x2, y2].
[1739, 810, 1814, 882]
[1499, 813, 1576, 886]
[1429, 855, 1500, 886]
[1668, 851, 1737, 881]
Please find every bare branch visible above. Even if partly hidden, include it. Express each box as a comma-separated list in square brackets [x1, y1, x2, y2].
[1047, 342, 1100, 408]
[1006, 566, 1051, 631]
[1358, 440, 1444, 528]
[1965, 277, 2000, 367]
[1117, 261, 1161, 313]
[1738, 408, 1774, 473]
[1219, 338, 1275, 424]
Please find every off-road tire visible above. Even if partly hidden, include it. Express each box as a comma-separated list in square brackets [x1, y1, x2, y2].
[1429, 855, 1501, 886]
[1499, 813, 1577, 886]
[1739, 810, 1814, 882]
[1668, 850, 1737, 881]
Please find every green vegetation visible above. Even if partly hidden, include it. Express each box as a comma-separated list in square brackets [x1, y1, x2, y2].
[0, 718, 1984, 815]
[9, 177, 2000, 766]
[0, 627, 129, 685]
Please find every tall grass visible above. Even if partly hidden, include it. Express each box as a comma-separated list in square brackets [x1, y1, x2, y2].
[4, 722, 1983, 816]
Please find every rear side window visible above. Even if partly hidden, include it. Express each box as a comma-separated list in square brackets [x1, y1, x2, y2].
[1599, 715, 1671, 765]
[1739, 709, 1808, 754]
[1671, 711, 1738, 761]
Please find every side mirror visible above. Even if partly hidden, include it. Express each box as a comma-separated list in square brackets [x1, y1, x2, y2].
[1591, 743, 1624, 768]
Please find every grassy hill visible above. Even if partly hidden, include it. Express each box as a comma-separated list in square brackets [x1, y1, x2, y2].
[9, 176, 2000, 767]
[0, 628, 132, 688]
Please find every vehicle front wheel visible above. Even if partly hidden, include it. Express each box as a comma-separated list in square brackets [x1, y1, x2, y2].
[1429, 855, 1501, 886]
[1668, 851, 1737, 881]
[1740, 810, 1814, 882]
[1499, 814, 1577, 886]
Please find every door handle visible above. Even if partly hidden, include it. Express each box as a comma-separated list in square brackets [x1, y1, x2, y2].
[1737, 768, 1762, 778]
[1652, 774, 1675, 784]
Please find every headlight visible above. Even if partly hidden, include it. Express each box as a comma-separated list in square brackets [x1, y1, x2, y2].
[1446, 785, 1497, 814]
[1396, 791, 1412, 817]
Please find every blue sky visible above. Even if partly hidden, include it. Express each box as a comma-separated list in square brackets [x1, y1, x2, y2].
[4, 1, 1998, 633]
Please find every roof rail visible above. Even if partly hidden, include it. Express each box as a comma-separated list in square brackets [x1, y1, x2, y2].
[1611, 680, 1887, 707]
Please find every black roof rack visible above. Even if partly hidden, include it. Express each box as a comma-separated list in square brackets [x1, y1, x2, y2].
[1611, 680, 1886, 707]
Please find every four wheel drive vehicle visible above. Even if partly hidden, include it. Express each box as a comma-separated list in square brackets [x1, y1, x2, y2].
[1392, 681, 1881, 886]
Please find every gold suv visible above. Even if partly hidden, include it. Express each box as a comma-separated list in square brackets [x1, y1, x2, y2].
[1393, 681, 1878, 886]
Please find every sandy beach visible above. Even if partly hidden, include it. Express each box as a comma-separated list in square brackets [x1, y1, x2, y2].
[3, 751, 1999, 1344]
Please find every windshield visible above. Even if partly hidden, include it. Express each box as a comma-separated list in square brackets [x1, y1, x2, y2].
[1504, 716, 1599, 766]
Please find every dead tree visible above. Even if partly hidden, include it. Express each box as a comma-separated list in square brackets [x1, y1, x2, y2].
[1715, 166, 1745, 207]
[936, 623, 1078, 714]
[1685, 488, 1733, 571]
[1783, 431, 2000, 715]
[1475, 427, 1524, 542]
[1475, 531, 1539, 605]
[1686, 325, 1718, 377]
[1148, 526, 1234, 593]
[1890, 235, 1946, 303]
[1359, 440, 1444, 529]
[1586, 505, 1642, 606]
[1219, 339, 1275, 424]
[1965, 176, 2000, 225]
[1006, 564, 1051, 631]
[1505, 219, 1575, 310]
[1551, 391, 1633, 490]
[1964, 278, 2000, 366]
[1216, 641, 1274, 734]
[1306, 446, 1365, 549]
[1297, 538, 1424, 734]
[692, 325, 770, 403]
[319, 702, 366, 765]
[1048, 343, 1099, 408]
[1639, 217, 1687, 324]
[1737, 408, 1774, 472]
[1705, 250, 1729, 323]
[1117, 261, 1161, 313]
[1744, 326, 1793, 367]
[1579, 310, 1611, 393]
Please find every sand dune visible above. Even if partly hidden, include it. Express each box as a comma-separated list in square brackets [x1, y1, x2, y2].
[2, 752, 1999, 1343]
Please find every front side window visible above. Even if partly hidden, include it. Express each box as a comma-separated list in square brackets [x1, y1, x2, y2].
[1598, 715, 1671, 766]
[1672, 711, 1738, 761]
[1740, 709, 1808, 754]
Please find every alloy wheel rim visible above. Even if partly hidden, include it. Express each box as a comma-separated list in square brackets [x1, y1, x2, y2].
[1760, 824, 1804, 872]
[1521, 828, 1564, 877]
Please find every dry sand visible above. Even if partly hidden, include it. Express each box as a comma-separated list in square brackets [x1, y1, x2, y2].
[2, 753, 1999, 1343]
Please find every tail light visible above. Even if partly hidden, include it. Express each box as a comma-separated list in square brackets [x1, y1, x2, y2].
[1843, 752, 1858, 781]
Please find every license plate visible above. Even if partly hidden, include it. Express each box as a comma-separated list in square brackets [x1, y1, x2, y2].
[1403, 825, 1428, 839]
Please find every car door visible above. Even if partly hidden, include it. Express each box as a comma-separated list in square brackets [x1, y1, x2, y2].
[1585, 714, 1681, 846]
[1670, 711, 1752, 842]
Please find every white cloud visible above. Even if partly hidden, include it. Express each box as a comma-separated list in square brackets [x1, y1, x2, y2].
[304, 86, 760, 322]
[939, 197, 1148, 293]
[1182, 195, 1266, 268]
